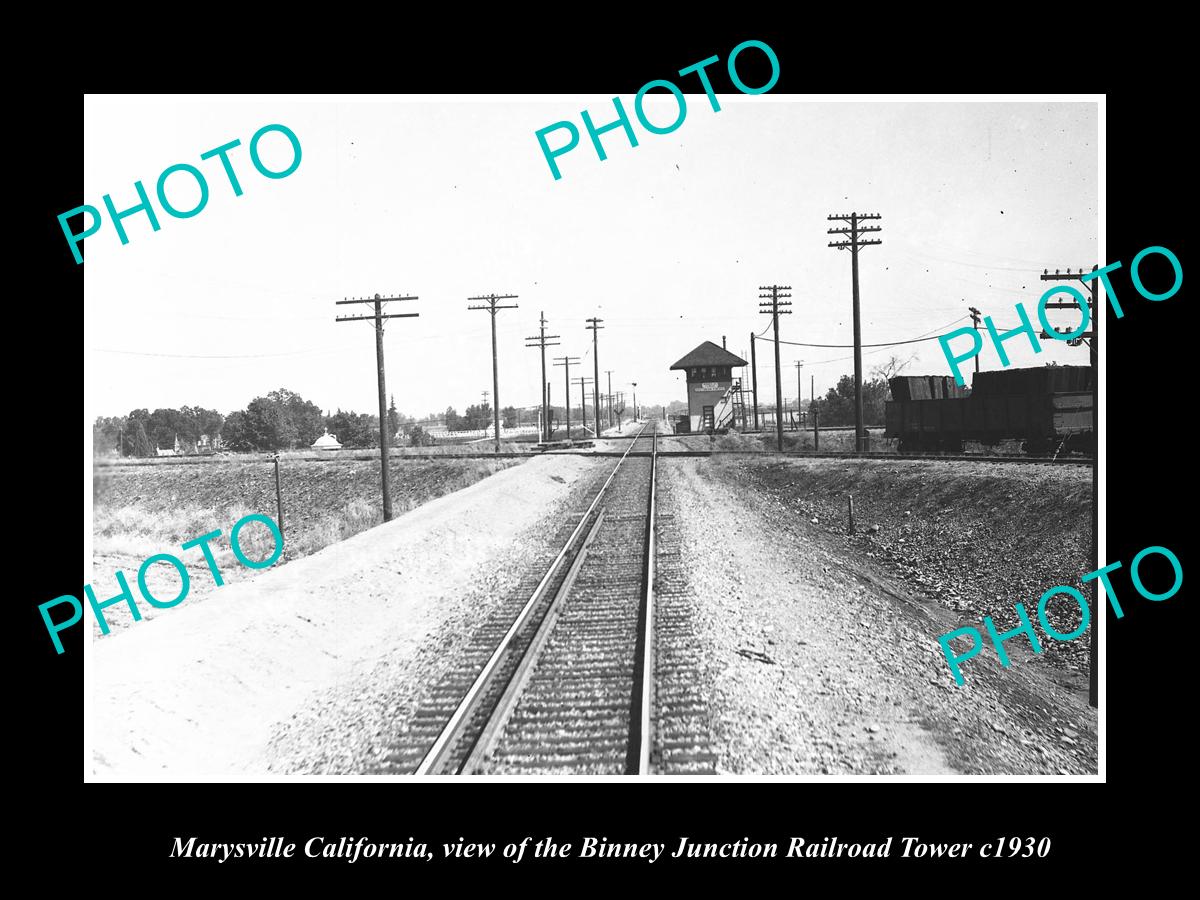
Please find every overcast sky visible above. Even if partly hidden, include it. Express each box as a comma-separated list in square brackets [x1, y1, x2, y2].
[84, 96, 1097, 420]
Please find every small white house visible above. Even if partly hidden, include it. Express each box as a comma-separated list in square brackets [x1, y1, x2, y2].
[312, 428, 342, 451]
[156, 435, 182, 457]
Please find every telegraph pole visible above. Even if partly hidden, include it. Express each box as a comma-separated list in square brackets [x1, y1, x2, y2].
[811, 374, 818, 450]
[335, 292, 419, 522]
[553, 356, 579, 439]
[1038, 269, 1096, 358]
[749, 331, 760, 431]
[575, 376, 594, 434]
[271, 452, 284, 540]
[968, 306, 983, 376]
[759, 285, 793, 451]
[525, 312, 560, 442]
[606, 370, 614, 429]
[794, 360, 805, 423]
[1040, 265, 1100, 710]
[828, 211, 882, 451]
[468, 293, 519, 453]
[586, 317, 604, 437]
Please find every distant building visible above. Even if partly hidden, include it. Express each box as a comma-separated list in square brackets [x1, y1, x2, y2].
[670, 341, 748, 433]
[312, 428, 342, 451]
[156, 435, 182, 457]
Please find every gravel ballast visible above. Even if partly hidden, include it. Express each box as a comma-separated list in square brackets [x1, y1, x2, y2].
[724, 457, 1095, 675]
[664, 457, 1097, 775]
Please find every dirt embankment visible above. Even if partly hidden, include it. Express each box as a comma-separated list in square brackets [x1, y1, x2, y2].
[671, 457, 1097, 775]
[90, 456, 518, 634]
[89, 454, 606, 778]
[716, 457, 1095, 676]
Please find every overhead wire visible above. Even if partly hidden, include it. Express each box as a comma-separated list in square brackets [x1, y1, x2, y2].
[752, 314, 970, 349]
[90, 346, 356, 360]
[895, 247, 1045, 273]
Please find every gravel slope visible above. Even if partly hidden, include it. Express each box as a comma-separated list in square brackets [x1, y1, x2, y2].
[722, 457, 1095, 675]
[665, 457, 1097, 775]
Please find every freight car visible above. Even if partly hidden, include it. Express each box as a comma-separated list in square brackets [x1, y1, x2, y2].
[884, 366, 1094, 455]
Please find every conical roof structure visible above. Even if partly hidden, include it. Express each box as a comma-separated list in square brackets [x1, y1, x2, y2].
[312, 428, 342, 450]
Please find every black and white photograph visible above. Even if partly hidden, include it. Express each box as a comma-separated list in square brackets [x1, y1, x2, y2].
[81, 93, 1102, 779]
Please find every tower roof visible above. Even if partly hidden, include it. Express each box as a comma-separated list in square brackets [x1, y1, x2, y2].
[670, 341, 748, 370]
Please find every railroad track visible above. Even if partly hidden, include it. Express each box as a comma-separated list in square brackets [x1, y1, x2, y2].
[381, 423, 661, 775]
[99, 446, 1093, 467]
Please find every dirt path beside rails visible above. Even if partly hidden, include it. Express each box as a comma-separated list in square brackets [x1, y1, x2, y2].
[89, 455, 605, 778]
[664, 458, 1097, 775]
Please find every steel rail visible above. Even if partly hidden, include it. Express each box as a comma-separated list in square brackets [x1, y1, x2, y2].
[413, 422, 651, 775]
[630, 427, 657, 774]
[460, 510, 608, 774]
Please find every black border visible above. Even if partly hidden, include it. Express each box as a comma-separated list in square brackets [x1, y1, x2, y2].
[25, 24, 1191, 880]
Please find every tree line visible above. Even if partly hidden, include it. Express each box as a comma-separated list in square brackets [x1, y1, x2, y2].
[94, 366, 898, 456]
[94, 390, 546, 457]
[807, 356, 912, 426]
[440, 404, 527, 432]
[94, 406, 226, 457]
[810, 374, 890, 426]
[94, 389, 417, 456]
[740, 374, 891, 426]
